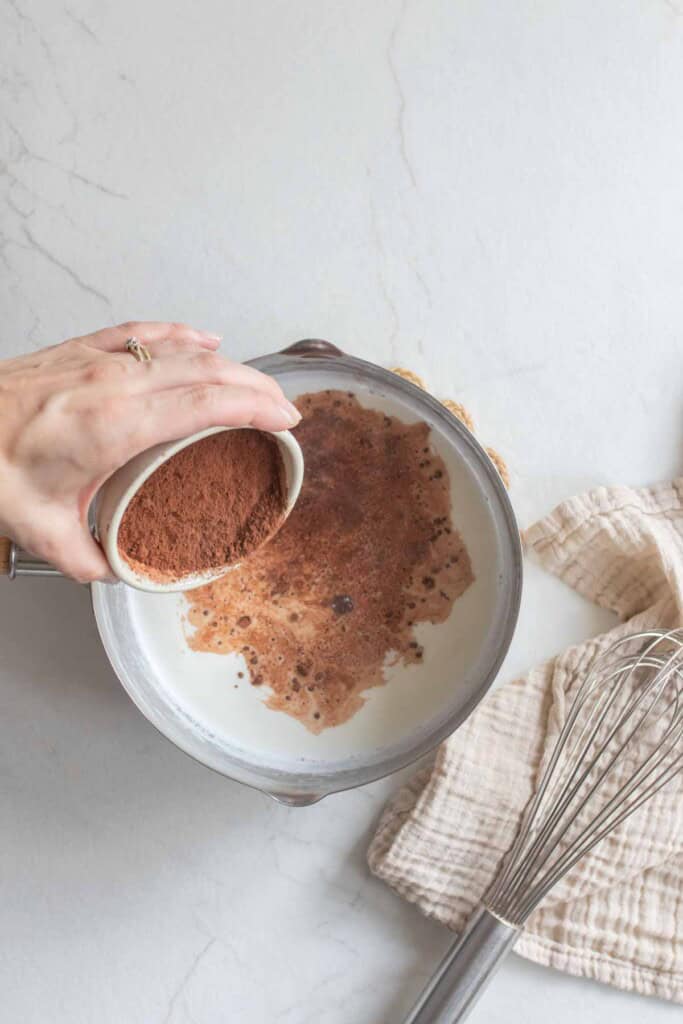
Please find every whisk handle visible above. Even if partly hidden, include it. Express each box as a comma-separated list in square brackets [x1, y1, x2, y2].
[404, 907, 518, 1024]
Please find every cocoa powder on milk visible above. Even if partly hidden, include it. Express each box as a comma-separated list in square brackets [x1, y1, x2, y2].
[118, 430, 286, 580]
[185, 390, 475, 733]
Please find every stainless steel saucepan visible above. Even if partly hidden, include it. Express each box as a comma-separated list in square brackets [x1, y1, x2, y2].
[1, 340, 522, 804]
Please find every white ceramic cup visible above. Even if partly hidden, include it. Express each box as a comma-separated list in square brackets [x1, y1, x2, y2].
[96, 426, 304, 593]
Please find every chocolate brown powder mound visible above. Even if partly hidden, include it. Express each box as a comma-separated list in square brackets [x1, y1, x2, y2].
[185, 391, 474, 733]
[118, 430, 286, 580]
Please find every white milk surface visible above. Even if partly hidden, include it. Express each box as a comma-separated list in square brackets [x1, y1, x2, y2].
[101, 381, 507, 773]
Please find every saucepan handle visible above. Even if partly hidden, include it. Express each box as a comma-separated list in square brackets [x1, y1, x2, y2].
[403, 907, 518, 1024]
[0, 537, 62, 579]
[279, 339, 344, 358]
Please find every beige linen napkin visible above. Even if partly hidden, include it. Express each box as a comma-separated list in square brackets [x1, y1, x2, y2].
[368, 479, 683, 1004]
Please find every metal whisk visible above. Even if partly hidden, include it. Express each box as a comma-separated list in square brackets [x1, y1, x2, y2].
[404, 628, 683, 1024]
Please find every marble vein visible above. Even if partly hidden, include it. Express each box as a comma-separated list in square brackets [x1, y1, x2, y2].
[0, 239, 11, 273]
[5, 193, 34, 220]
[4, 0, 32, 30]
[7, 120, 129, 200]
[26, 314, 41, 343]
[64, 7, 100, 43]
[21, 225, 110, 305]
[5, 176, 85, 235]
[162, 937, 216, 1024]
[64, 166, 129, 199]
[368, 180, 400, 356]
[412, 262, 433, 314]
[387, 0, 417, 189]
[5, 0, 79, 142]
[273, 968, 348, 1022]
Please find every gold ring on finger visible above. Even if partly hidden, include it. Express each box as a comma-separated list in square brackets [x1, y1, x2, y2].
[125, 336, 152, 363]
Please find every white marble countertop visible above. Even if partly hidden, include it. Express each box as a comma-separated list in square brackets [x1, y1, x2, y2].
[1, 2, 682, 1021]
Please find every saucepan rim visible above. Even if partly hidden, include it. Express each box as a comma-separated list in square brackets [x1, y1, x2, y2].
[91, 340, 523, 805]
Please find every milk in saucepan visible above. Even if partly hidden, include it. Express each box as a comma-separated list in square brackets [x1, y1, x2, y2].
[113, 384, 503, 774]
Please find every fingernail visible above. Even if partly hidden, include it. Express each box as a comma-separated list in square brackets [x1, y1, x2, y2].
[280, 401, 301, 426]
[202, 331, 222, 342]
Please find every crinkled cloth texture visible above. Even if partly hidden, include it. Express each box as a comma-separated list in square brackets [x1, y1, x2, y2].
[369, 479, 683, 1004]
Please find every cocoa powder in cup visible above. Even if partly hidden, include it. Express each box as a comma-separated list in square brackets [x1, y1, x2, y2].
[117, 429, 287, 581]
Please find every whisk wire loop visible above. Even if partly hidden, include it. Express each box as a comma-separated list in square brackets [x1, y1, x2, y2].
[484, 628, 683, 926]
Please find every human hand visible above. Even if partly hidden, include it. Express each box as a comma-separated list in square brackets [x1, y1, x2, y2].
[0, 321, 301, 583]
